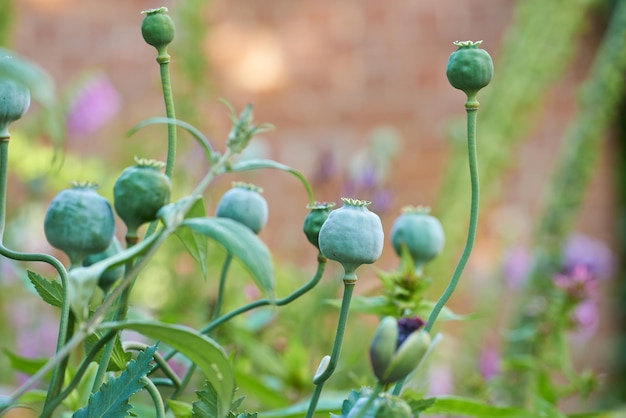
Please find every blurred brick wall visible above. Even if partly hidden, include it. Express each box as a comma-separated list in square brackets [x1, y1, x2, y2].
[10, 0, 616, 274]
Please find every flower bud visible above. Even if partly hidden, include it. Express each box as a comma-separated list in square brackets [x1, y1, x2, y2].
[369, 316, 430, 384]
[302, 202, 335, 249]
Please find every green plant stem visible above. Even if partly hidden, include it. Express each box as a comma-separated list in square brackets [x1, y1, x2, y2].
[91, 238, 138, 392]
[1, 150, 236, 415]
[157, 51, 177, 179]
[141, 376, 166, 418]
[163, 254, 327, 362]
[305, 277, 356, 418]
[40, 331, 116, 417]
[0, 140, 73, 411]
[393, 99, 480, 397]
[124, 342, 181, 388]
[425, 101, 479, 331]
[352, 382, 384, 418]
[212, 253, 233, 320]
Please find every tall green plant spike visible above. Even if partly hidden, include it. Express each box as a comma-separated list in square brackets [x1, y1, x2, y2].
[72, 343, 158, 418]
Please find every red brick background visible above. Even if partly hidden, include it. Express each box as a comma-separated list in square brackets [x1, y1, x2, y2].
[10, 0, 615, 273]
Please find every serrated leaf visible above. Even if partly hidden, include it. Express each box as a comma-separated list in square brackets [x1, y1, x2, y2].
[27, 270, 64, 308]
[99, 320, 235, 418]
[175, 197, 209, 278]
[169, 399, 193, 418]
[422, 396, 536, 417]
[192, 381, 219, 417]
[182, 217, 274, 300]
[2, 348, 50, 377]
[73, 344, 158, 418]
[84, 332, 132, 372]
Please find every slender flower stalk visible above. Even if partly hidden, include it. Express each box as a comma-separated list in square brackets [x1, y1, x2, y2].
[305, 276, 356, 418]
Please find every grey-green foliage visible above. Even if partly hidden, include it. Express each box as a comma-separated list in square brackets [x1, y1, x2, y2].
[431, 0, 598, 278]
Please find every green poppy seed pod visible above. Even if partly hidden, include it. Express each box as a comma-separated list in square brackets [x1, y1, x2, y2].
[216, 182, 268, 234]
[44, 183, 115, 266]
[83, 236, 124, 292]
[446, 40, 493, 99]
[302, 202, 335, 249]
[390, 206, 445, 270]
[318, 198, 384, 278]
[114, 158, 171, 238]
[141, 7, 175, 51]
[0, 77, 30, 139]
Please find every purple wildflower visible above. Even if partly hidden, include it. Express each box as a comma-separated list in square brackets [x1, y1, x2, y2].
[562, 234, 614, 280]
[479, 346, 500, 380]
[553, 264, 598, 302]
[66, 73, 120, 138]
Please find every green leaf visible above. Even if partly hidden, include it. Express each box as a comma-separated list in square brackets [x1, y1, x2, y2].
[169, 399, 194, 418]
[407, 397, 436, 413]
[2, 348, 50, 377]
[182, 217, 274, 300]
[229, 159, 313, 205]
[174, 197, 209, 278]
[27, 270, 63, 308]
[192, 381, 219, 417]
[326, 295, 396, 316]
[84, 332, 132, 372]
[258, 394, 345, 418]
[415, 300, 471, 321]
[73, 343, 158, 418]
[99, 320, 235, 418]
[422, 396, 536, 417]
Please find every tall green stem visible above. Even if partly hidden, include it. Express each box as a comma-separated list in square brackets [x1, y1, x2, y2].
[305, 277, 356, 418]
[0, 140, 73, 411]
[393, 99, 480, 397]
[157, 52, 177, 179]
[426, 101, 479, 331]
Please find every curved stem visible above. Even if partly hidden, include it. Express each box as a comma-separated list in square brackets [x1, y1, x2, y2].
[124, 342, 181, 389]
[425, 102, 479, 331]
[2, 144, 234, 414]
[164, 255, 327, 362]
[0, 140, 73, 411]
[305, 277, 356, 418]
[393, 101, 480, 396]
[141, 376, 166, 418]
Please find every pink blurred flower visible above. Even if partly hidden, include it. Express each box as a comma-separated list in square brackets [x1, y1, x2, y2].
[479, 346, 500, 381]
[502, 246, 531, 289]
[66, 73, 120, 138]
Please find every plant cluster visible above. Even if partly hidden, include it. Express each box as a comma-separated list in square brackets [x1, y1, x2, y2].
[0, 5, 622, 418]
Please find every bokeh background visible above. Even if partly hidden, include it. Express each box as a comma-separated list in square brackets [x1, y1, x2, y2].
[1, 0, 625, 415]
